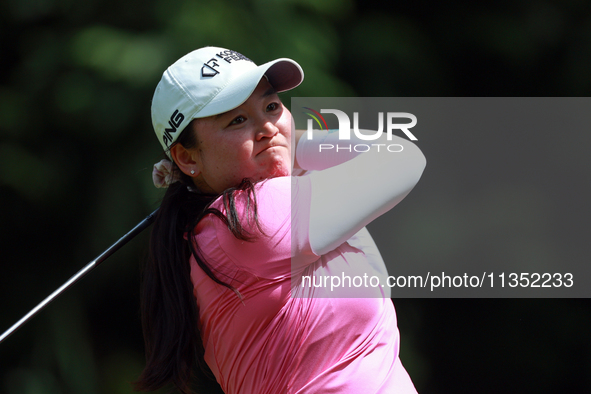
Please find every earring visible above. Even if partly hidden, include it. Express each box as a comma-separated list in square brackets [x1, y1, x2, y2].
[190, 170, 195, 175]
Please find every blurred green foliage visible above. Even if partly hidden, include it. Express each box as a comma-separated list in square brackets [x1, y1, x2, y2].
[2, 0, 591, 393]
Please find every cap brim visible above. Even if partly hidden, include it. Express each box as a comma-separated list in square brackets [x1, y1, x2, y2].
[194, 58, 304, 118]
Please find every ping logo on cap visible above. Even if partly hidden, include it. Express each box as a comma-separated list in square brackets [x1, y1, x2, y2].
[162, 109, 185, 147]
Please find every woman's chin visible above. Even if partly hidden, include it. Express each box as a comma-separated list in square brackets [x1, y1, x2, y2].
[271, 164, 291, 179]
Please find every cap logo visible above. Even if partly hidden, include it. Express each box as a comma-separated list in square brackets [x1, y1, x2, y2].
[215, 49, 252, 64]
[201, 59, 220, 77]
[201, 50, 253, 78]
[162, 109, 185, 147]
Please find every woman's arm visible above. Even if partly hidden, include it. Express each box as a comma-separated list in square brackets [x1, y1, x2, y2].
[296, 130, 426, 256]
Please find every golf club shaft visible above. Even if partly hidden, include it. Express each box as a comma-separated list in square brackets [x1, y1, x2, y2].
[0, 209, 159, 344]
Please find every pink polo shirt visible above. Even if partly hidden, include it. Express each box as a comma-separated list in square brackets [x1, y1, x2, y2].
[190, 175, 417, 394]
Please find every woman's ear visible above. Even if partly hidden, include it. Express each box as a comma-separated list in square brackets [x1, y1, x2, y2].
[170, 143, 201, 178]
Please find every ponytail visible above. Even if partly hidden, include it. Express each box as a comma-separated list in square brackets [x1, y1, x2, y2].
[135, 127, 261, 393]
[135, 177, 213, 393]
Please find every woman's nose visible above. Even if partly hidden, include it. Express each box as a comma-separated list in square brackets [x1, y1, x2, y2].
[256, 120, 279, 140]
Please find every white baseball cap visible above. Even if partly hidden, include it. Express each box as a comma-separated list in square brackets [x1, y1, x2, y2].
[151, 46, 304, 152]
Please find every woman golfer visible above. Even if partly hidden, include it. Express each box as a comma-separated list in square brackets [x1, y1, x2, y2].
[136, 46, 426, 394]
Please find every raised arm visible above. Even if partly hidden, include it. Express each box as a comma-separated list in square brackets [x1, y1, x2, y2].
[295, 129, 426, 256]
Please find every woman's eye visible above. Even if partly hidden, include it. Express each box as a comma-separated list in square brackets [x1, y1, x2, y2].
[229, 116, 245, 126]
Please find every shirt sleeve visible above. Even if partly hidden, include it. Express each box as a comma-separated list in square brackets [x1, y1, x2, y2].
[296, 129, 426, 256]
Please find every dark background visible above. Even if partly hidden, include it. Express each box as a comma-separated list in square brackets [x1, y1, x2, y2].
[2, 0, 591, 393]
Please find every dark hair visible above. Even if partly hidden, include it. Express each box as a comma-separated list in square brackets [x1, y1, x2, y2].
[134, 123, 261, 393]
